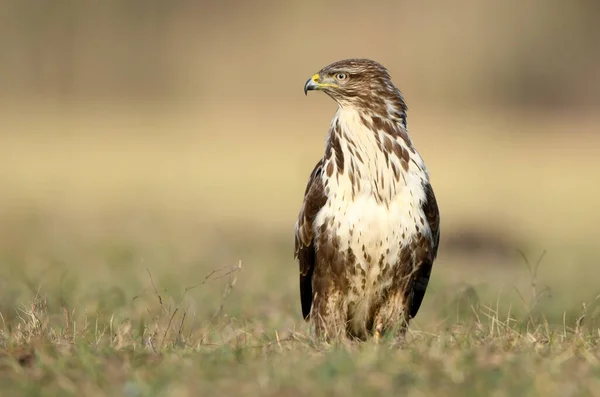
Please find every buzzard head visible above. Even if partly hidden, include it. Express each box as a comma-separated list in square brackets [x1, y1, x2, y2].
[304, 58, 408, 120]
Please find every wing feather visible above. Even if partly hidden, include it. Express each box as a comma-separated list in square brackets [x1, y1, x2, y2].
[408, 180, 440, 318]
[294, 159, 327, 320]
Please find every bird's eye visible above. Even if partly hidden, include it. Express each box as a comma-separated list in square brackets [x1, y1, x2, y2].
[335, 73, 347, 81]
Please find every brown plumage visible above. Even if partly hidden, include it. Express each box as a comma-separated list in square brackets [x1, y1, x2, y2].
[294, 59, 440, 341]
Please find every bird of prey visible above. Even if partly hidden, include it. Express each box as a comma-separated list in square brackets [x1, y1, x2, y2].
[294, 59, 440, 341]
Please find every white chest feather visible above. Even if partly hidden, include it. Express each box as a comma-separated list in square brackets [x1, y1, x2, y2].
[314, 107, 431, 283]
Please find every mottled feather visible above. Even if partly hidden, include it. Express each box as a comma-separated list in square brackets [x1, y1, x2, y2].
[294, 159, 327, 319]
[295, 58, 440, 340]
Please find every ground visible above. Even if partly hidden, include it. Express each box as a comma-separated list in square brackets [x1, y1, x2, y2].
[0, 106, 600, 396]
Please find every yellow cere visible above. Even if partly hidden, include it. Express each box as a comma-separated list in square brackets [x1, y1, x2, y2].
[310, 73, 338, 89]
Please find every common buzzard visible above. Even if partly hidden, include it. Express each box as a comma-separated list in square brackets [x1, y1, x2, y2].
[294, 59, 440, 341]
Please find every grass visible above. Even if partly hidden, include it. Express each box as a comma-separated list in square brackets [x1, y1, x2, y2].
[1, 214, 600, 397]
[1, 106, 600, 396]
[2, 259, 600, 396]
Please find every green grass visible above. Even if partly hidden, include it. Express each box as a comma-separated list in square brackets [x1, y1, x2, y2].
[1, 223, 600, 397]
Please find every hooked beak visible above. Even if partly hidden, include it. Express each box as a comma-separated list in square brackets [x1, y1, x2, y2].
[303, 73, 338, 95]
[304, 74, 320, 95]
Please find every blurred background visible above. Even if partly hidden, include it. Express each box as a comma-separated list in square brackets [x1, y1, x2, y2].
[0, 0, 599, 329]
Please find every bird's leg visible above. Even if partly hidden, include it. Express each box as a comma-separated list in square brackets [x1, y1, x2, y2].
[372, 291, 409, 344]
[392, 304, 411, 346]
[374, 322, 383, 343]
[371, 309, 385, 343]
[312, 290, 347, 342]
[395, 320, 408, 344]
